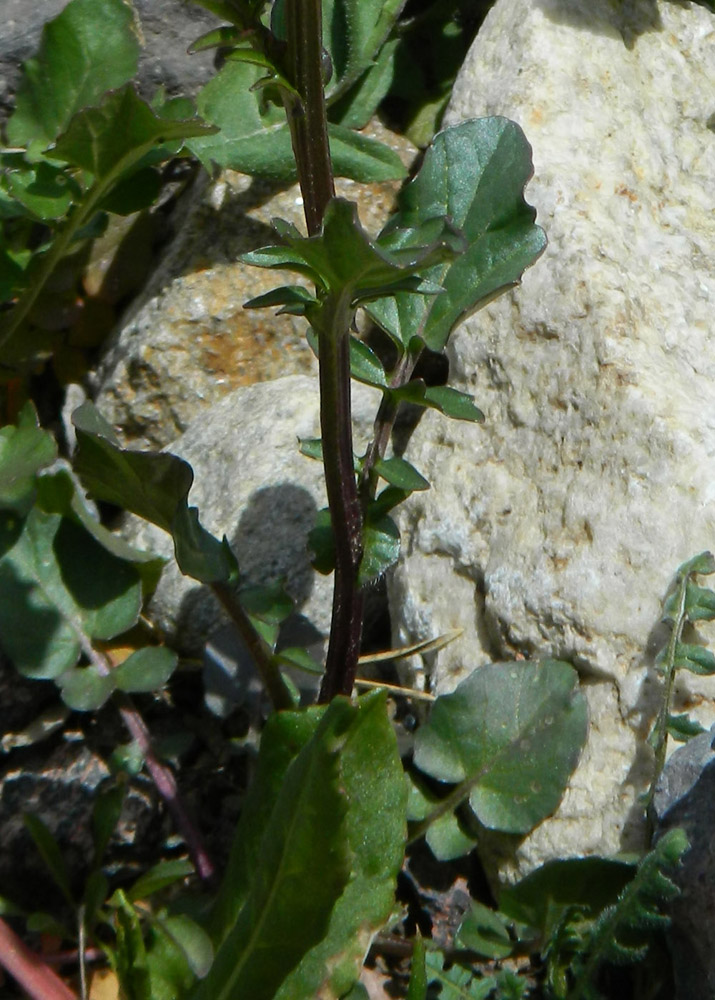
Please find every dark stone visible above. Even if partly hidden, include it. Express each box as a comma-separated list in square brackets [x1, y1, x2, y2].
[651, 727, 715, 1000]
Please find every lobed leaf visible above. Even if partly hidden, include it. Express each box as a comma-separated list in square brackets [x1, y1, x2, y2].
[368, 118, 547, 353]
[72, 402, 238, 585]
[6, 0, 140, 151]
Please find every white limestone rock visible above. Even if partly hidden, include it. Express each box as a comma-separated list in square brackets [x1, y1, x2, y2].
[121, 375, 381, 656]
[389, 0, 715, 879]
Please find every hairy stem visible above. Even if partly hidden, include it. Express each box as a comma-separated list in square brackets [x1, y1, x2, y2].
[0, 917, 77, 1000]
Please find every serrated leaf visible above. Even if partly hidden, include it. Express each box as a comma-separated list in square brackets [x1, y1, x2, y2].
[6, 0, 140, 151]
[24, 813, 74, 906]
[113, 646, 178, 693]
[368, 118, 546, 353]
[0, 402, 57, 515]
[73, 402, 238, 585]
[189, 62, 406, 182]
[0, 509, 142, 679]
[413, 661, 587, 837]
[53, 85, 216, 180]
[374, 456, 429, 491]
[273, 692, 407, 1000]
[424, 952, 496, 999]
[59, 663, 115, 711]
[193, 699, 355, 1000]
[128, 860, 196, 903]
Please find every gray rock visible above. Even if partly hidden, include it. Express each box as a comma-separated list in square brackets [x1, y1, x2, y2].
[121, 375, 382, 655]
[95, 121, 417, 449]
[388, 0, 715, 881]
[1, 0, 218, 124]
[652, 728, 715, 1000]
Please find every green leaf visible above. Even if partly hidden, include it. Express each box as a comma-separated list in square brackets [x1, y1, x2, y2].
[59, 663, 115, 711]
[677, 550, 715, 577]
[53, 85, 216, 180]
[499, 857, 635, 939]
[91, 783, 126, 867]
[331, 37, 399, 130]
[308, 508, 336, 576]
[684, 581, 715, 622]
[299, 438, 324, 462]
[349, 336, 388, 387]
[273, 692, 407, 1000]
[358, 513, 400, 586]
[0, 402, 57, 515]
[0, 510, 142, 679]
[374, 456, 429, 492]
[275, 646, 324, 674]
[98, 166, 163, 216]
[24, 813, 74, 906]
[413, 661, 587, 837]
[424, 952, 497, 999]
[128, 860, 196, 903]
[35, 464, 165, 597]
[273, 0, 404, 103]
[239, 581, 294, 624]
[406, 934, 427, 1000]
[368, 118, 547, 352]
[82, 869, 109, 932]
[115, 889, 152, 1000]
[113, 647, 178, 694]
[154, 914, 213, 980]
[208, 707, 324, 943]
[192, 699, 355, 1000]
[189, 62, 406, 181]
[72, 402, 239, 585]
[673, 642, 715, 674]
[456, 902, 515, 960]
[6, 0, 140, 151]
[666, 713, 707, 742]
[244, 285, 317, 314]
[388, 380, 484, 423]
[425, 809, 478, 862]
[4, 161, 81, 221]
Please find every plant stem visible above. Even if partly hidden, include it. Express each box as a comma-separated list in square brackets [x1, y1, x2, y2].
[281, 0, 365, 701]
[116, 693, 216, 884]
[316, 293, 365, 702]
[283, 0, 334, 236]
[0, 916, 77, 1000]
[211, 581, 295, 711]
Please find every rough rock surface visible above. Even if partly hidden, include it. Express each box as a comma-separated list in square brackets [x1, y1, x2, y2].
[95, 123, 416, 449]
[121, 375, 382, 655]
[1, 0, 218, 124]
[388, 0, 715, 880]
